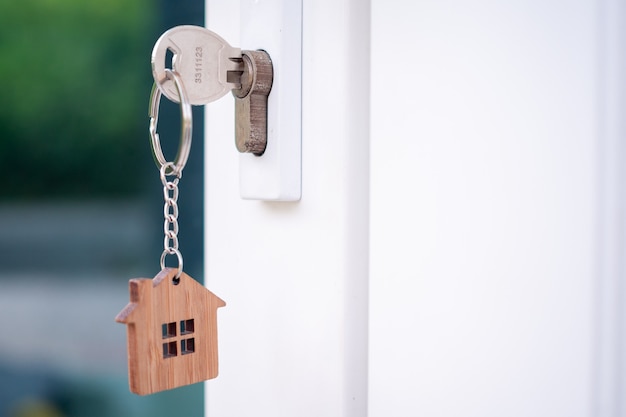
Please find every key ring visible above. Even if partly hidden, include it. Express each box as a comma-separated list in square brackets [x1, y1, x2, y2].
[160, 247, 184, 283]
[149, 69, 192, 176]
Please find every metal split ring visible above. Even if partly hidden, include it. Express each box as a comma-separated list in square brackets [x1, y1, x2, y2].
[161, 248, 184, 282]
[149, 69, 192, 176]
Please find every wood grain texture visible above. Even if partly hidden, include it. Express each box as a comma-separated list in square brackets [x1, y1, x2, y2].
[115, 268, 225, 395]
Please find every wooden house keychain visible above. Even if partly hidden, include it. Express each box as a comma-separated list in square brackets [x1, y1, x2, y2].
[116, 68, 225, 396]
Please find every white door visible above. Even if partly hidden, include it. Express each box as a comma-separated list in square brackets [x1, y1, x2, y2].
[204, 1, 625, 416]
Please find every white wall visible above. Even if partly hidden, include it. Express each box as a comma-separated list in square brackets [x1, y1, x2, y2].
[205, 0, 626, 416]
[370, 1, 615, 416]
[205, 1, 369, 416]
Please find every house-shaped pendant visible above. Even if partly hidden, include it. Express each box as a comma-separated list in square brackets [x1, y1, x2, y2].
[115, 268, 225, 395]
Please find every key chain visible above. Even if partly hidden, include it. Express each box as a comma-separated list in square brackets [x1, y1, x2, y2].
[116, 69, 225, 396]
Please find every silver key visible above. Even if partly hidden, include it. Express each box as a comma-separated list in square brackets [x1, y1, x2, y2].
[151, 25, 243, 105]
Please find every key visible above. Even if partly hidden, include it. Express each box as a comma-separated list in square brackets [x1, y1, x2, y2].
[152, 25, 243, 105]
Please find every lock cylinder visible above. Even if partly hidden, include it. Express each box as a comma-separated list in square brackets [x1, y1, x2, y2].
[232, 50, 273, 155]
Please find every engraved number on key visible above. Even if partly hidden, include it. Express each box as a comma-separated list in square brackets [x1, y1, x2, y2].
[151, 25, 243, 105]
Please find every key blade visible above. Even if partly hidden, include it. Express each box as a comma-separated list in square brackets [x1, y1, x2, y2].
[226, 58, 244, 90]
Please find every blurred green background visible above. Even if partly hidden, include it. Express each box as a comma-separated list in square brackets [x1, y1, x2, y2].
[0, 1, 151, 199]
[0, 1, 206, 416]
